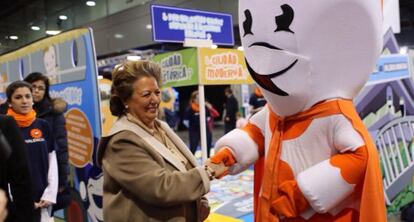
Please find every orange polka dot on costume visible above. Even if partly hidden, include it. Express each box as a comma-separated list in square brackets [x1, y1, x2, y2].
[30, 128, 43, 139]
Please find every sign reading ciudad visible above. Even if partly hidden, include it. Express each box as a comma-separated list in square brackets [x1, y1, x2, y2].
[150, 4, 234, 45]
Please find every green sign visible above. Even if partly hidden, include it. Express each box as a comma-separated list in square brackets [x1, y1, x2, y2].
[152, 48, 198, 88]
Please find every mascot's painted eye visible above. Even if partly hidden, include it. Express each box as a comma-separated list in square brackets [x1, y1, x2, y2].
[243, 9, 254, 37]
[274, 4, 294, 33]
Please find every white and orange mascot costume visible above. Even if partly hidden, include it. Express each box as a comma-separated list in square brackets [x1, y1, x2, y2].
[210, 0, 386, 221]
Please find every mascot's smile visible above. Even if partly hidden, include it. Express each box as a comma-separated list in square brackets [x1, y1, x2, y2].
[246, 54, 298, 96]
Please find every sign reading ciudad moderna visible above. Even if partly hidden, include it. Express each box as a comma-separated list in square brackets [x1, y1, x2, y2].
[150, 4, 234, 45]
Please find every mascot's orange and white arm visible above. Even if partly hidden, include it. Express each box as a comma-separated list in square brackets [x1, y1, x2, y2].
[211, 106, 368, 215]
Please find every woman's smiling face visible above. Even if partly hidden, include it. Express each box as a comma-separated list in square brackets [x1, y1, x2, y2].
[126, 76, 161, 128]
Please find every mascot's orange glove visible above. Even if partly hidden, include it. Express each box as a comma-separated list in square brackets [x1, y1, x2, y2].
[271, 180, 309, 218]
[210, 147, 236, 166]
[209, 147, 236, 178]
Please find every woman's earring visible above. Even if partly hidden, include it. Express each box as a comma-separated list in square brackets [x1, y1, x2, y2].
[125, 104, 128, 109]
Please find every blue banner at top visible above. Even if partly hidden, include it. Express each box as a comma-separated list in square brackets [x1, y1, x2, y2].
[151, 4, 234, 45]
[367, 54, 411, 86]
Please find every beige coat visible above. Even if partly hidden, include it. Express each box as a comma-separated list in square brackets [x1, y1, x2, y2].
[97, 116, 210, 222]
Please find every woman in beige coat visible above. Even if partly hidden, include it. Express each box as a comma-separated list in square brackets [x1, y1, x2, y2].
[98, 60, 226, 222]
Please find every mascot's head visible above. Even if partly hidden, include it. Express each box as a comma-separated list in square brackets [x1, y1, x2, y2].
[239, 0, 382, 117]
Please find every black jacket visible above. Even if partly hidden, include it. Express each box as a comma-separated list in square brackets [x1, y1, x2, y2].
[33, 98, 69, 188]
[225, 95, 239, 123]
[0, 115, 34, 222]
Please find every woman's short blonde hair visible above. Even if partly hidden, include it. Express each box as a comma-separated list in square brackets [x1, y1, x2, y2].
[110, 60, 161, 116]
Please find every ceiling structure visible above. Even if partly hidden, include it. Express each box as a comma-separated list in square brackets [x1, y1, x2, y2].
[0, 0, 413, 55]
[0, 0, 153, 54]
[0, 0, 75, 53]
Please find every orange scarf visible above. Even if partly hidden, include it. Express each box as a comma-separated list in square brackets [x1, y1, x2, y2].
[191, 102, 200, 112]
[7, 108, 36, 128]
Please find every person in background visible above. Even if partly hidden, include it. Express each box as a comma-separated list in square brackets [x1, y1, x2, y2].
[184, 91, 213, 157]
[0, 114, 34, 222]
[159, 88, 179, 129]
[23, 72, 70, 214]
[223, 87, 239, 134]
[205, 101, 219, 133]
[249, 87, 266, 115]
[97, 61, 227, 222]
[5, 81, 58, 222]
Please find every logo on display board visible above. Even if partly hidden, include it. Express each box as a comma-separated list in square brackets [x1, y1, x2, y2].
[160, 53, 193, 83]
[151, 4, 234, 45]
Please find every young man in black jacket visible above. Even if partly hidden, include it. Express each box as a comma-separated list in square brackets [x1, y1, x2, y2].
[224, 87, 239, 134]
[0, 114, 34, 222]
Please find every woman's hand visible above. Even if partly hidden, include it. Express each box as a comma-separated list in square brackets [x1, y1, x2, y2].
[36, 200, 53, 208]
[204, 160, 228, 179]
[210, 148, 236, 167]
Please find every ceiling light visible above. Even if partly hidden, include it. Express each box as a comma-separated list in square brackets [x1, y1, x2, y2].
[127, 56, 142, 61]
[146, 24, 152, 29]
[237, 46, 244, 51]
[211, 44, 218, 49]
[9, 36, 18, 40]
[114, 33, 124, 39]
[31, 26, 40, 31]
[46, 30, 61, 35]
[59, 15, 68, 20]
[86, 1, 96, 6]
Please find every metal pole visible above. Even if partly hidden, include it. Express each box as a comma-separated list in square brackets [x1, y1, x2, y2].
[198, 84, 208, 162]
